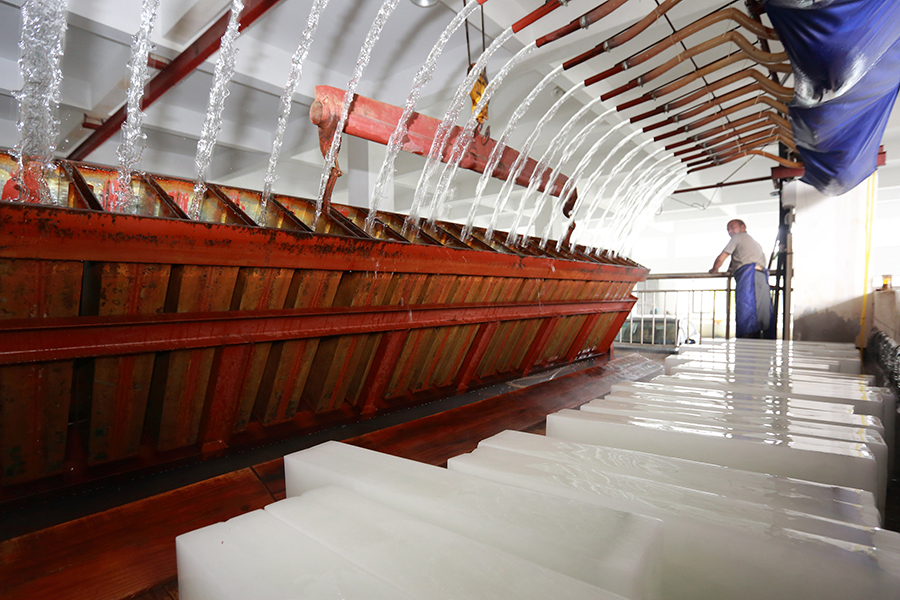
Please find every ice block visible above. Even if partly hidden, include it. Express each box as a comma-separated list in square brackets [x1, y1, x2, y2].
[667, 362, 875, 385]
[175, 509, 413, 600]
[669, 349, 861, 374]
[578, 401, 887, 511]
[265, 486, 625, 600]
[476, 430, 879, 526]
[447, 446, 900, 600]
[282, 441, 663, 600]
[598, 393, 885, 439]
[546, 409, 879, 497]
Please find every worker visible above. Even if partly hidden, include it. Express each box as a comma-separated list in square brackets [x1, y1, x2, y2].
[709, 219, 775, 338]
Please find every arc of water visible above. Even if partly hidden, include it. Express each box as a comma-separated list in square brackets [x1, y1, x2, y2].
[554, 120, 631, 242]
[490, 80, 584, 241]
[521, 103, 616, 245]
[427, 41, 537, 224]
[559, 131, 649, 250]
[116, 0, 161, 214]
[462, 65, 563, 239]
[540, 133, 655, 249]
[367, 0, 481, 231]
[189, 0, 244, 220]
[614, 166, 686, 255]
[603, 158, 679, 249]
[548, 124, 639, 249]
[315, 0, 402, 223]
[620, 171, 686, 256]
[260, 0, 331, 216]
[586, 160, 681, 252]
[406, 27, 515, 231]
[513, 100, 612, 241]
[14, 0, 69, 205]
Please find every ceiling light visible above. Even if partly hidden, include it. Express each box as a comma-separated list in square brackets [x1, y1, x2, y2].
[409, 0, 439, 7]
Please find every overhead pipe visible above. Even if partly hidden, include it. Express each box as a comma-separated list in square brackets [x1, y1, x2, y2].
[592, 32, 789, 101]
[664, 110, 790, 150]
[68, 0, 284, 161]
[687, 132, 798, 169]
[652, 95, 789, 142]
[682, 127, 781, 163]
[535, 0, 633, 46]
[562, 0, 685, 69]
[512, 0, 568, 33]
[615, 51, 747, 111]
[573, 8, 776, 83]
[676, 122, 780, 159]
[640, 82, 772, 133]
[627, 67, 793, 123]
[689, 148, 803, 173]
[675, 117, 792, 159]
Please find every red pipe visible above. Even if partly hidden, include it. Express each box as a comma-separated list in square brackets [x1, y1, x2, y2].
[68, 0, 283, 161]
[512, 0, 566, 33]
[535, 0, 631, 47]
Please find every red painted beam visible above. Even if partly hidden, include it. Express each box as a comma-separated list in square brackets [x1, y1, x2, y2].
[0, 299, 636, 366]
[311, 86, 573, 198]
[68, 0, 283, 161]
[0, 202, 649, 282]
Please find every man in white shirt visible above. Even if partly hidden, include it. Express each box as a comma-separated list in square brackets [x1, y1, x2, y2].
[710, 219, 774, 338]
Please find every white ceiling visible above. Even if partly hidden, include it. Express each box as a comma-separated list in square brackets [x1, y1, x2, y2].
[0, 0, 898, 247]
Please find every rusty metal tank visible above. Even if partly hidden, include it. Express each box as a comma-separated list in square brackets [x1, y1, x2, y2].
[0, 148, 646, 499]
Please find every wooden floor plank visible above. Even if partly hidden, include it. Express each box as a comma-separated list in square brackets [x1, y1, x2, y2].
[0, 469, 273, 600]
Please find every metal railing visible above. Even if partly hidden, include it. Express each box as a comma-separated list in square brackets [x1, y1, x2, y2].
[616, 271, 784, 349]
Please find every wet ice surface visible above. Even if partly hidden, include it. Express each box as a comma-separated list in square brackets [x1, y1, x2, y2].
[576, 401, 888, 512]
[545, 408, 880, 499]
[176, 510, 413, 600]
[668, 349, 861, 375]
[283, 441, 662, 600]
[177, 341, 900, 600]
[447, 445, 900, 600]
[476, 430, 880, 526]
[266, 486, 624, 600]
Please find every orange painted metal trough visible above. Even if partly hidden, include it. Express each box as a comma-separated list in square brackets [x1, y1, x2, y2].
[0, 147, 645, 502]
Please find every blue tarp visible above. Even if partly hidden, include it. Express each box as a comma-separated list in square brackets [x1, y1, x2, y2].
[764, 0, 900, 196]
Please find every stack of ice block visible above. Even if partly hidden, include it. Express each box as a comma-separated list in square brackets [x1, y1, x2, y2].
[177, 441, 663, 600]
[448, 431, 900, 600]
[176, 339, 900, 600]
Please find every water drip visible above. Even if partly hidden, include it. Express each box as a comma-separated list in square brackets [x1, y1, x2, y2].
[369, 0, 481, 232]
[189, 0, 244, 220]
[427, 41, 536, 225]
[406, 27, 515, 235]
[520, 102, 614, 245]
[490, 80, 584, 242]
[316, 0, 402, 225]
[260, 0, 331, 218]
[462, 64, 563, 240]
[14, 0, 68, 205]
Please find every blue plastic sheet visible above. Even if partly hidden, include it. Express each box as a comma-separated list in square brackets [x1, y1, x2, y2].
[764, 0, 900, 196]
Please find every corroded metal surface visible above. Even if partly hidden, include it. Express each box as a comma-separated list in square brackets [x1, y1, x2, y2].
[0, 154, 646, 499]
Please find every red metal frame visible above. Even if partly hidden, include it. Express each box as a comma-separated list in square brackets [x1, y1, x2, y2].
[0, 299, 635, 366]
[0, 202, 648, 281]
